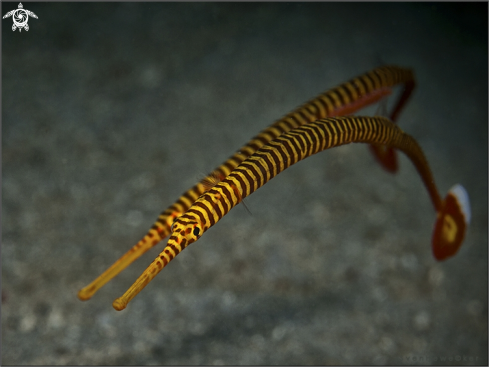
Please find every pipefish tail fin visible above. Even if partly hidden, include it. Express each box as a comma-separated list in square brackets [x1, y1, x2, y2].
[432, 184, 471, 261]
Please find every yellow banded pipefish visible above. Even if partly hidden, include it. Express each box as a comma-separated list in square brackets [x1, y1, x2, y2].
[112, 116, 470, 311]
[78, 66, 415, 302]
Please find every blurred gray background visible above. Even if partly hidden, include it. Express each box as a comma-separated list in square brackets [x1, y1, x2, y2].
[2, 2, 487, 365]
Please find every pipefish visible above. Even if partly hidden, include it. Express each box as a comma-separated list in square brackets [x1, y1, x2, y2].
[78, 66, 415, 302]
[112, 116, 470, 311]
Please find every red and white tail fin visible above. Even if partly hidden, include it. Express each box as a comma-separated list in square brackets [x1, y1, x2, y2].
[432, 184, 471, 261]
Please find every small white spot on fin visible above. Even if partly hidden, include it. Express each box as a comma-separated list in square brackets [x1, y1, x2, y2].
[449, 184, 471, 225]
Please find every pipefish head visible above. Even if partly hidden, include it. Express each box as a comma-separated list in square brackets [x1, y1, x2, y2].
[168, 216, 204, 251]
[111, 217, 204, 311]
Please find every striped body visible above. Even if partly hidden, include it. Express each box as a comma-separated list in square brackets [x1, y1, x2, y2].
[112, 115, 444, 310]
[169, 116, 439, 252]
[153, 66, 414, 236]
[79, 66, 415, 301]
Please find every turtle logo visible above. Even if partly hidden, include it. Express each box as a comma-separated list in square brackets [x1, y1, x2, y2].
[3, 3, 38, 32]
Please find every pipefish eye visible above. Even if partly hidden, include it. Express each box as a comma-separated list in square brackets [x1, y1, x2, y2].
[193, 227, 200, 237]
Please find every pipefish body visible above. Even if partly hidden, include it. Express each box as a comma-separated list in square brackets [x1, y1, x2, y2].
[78, 66, 415, 301]
[112, 116, 470, 311]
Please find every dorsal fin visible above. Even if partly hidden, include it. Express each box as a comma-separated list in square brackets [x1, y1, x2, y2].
[201, 171, 225, 192]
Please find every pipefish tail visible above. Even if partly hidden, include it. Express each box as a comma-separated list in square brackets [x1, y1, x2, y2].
[78, 66, 415, 301]
[112, 116, 470, 310]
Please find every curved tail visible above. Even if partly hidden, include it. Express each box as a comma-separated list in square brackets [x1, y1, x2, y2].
[432, 184, 471, 261]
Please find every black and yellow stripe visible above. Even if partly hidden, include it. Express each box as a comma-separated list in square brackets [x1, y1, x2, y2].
[155, 66, 415, 234]
[79, 66, 415, 301]
[112, 115, 443, 310]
